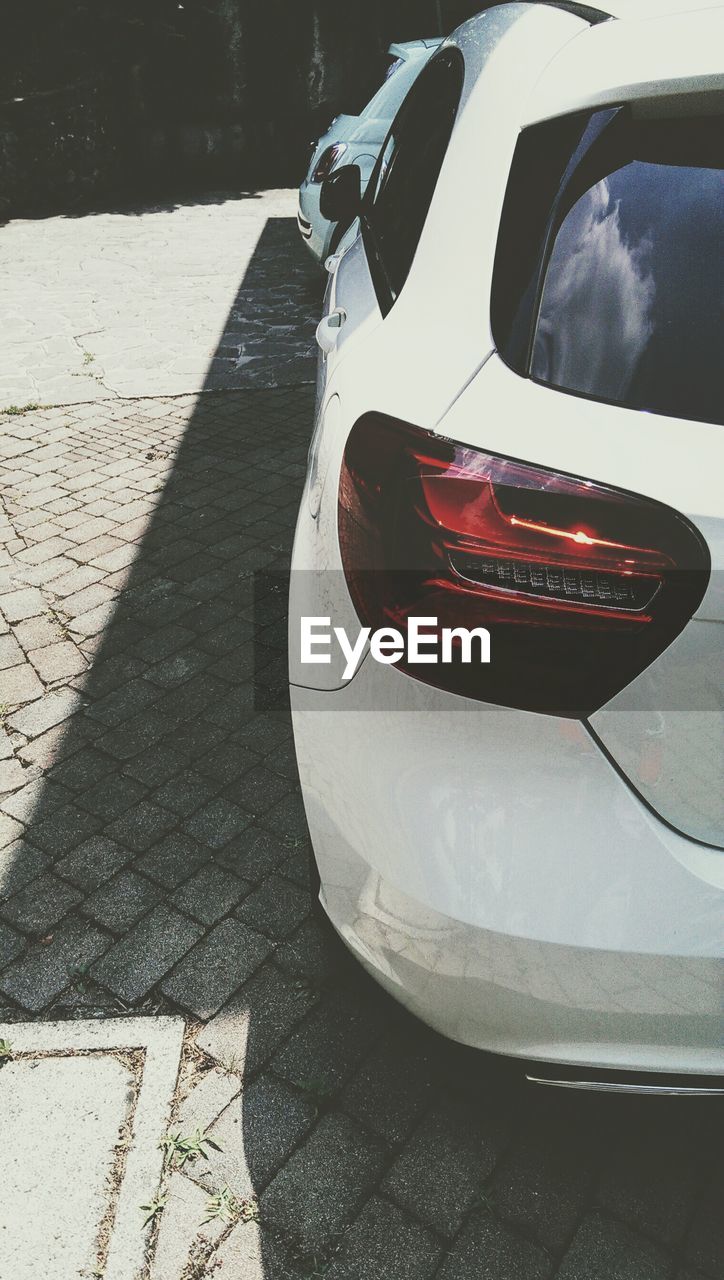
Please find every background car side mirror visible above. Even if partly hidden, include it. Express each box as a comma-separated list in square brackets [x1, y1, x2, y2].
[319, 164, 361, 226]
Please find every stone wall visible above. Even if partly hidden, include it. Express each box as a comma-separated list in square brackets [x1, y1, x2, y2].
[1, 0, 485, 217]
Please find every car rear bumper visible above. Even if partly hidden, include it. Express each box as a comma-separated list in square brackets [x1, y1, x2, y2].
[291, 667, 724, 1078]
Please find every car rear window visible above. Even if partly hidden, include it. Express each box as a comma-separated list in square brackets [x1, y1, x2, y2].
[492, 107, 724, 426]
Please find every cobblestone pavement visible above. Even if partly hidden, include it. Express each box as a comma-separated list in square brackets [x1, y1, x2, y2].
[0, 198, 722, 1280]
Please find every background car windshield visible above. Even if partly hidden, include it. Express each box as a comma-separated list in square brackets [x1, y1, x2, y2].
[496, 110, 724, 426]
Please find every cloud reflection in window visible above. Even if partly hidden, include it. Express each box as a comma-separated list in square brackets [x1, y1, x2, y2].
[532, 177, 656, 401]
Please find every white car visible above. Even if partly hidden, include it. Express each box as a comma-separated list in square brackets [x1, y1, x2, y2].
[289, 0, 724, 1092]
[297, 39, 442, 263]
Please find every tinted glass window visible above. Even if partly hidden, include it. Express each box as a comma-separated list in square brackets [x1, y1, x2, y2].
[364, 50, 464, 308]
[494, 110, 724, 425]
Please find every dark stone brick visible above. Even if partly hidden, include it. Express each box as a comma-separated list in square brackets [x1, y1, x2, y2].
[160, 916, 271, 1018]
[0, 916, 110, 1012]
[383, 1098, 499, 1238]
[262, 1113, 386, 1253]
[134, 833, 208, 888]
[91, 904, 202, 1003]
[558, 1214, 672, 1280]
[438, 1213, 551, 1280]
[106, 800, 178, 852]
[183, 797, 251, 849]
[197, 961, 320, 1076]
[0, 872, 81, 934]
[55, 835, 130, 889]
[235, 873, 309, 939]
[83, 869, 161, 932]
[25, 804, 102, 857]
[325, 1196, 441, 1280]
[172, 862, 249, 925]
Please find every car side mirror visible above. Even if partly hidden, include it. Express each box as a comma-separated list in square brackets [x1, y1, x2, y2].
[319, 164, 361, 226]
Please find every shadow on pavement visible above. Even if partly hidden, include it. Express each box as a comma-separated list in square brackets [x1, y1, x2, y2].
[0, 212, 722, 1278]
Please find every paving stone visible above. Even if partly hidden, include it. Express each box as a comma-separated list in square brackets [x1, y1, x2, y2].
[209, 1220, 278, 1280]
[235, 873, 309, 939]
[0, 633, 24, 669]
[274, 915, 348, 987]
[341, 1025, 438, 1146]
[50, 746, 116, 792]
[6, 688, 82, 737]
[176, 1065, 241, 1135]
[83, 869, 162, 932]
[0, 1053, 135, 1278]
[438, 1213, 551, 1280]
[0, 839, 50, 901]
[0, 915, 110, 1011]
[28, 641, 86, 681]
[272, 989, 387, 1096]
[492, 1105, 597, 1251]
[13, 613, 67, 651]
[24, 802, 102, 856]
[149, 1171, 226, 1280]
[134, 832, 208, 888]
[0, 919, 24, 968]
[160, 917, 271, 1018]
[97, 708, 174, 761]
[558, 1214, 672, 1279]
[685, 1166, 724, 1279]
[261, 1112, 386, 1253]
[216, 825, 292, 882]
[326, 1196, 441, 1280]
[0, 756, 28, 792]
[279, 846, 311, 889]
[76, 772, 148, 822]
[106, 799, 177, 852]
[150, 769, 218, 818]
[383, 1097, 500, 1238]
[233, 714, 291, 755]
[1, 777, 68, 823]
[0, 586, 46, 621]
[172, 862, 249, 924]
[261, 790, 309, 841]
[1, 661, 45, 704]
[223, 765, 293, 815]
[50, 563, 105, 597]
[123, 742, 186, 788]
[195, 741, 258, 786]
[197, 961, 319, 1077]
[91, 904, 202, 1004]
[54, 835, 130, 889]
[84, 676, 159, 728]
[0, 872, 82, 934]
[596, 1118, 697, 1249]
[183, 796, 252, 850]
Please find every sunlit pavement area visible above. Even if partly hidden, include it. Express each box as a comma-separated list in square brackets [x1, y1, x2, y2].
[0, 192, 722, 1280]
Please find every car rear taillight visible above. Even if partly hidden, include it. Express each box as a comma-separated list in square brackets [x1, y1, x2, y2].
[338, 415, 709, 716]
[311, 143, 348, 184]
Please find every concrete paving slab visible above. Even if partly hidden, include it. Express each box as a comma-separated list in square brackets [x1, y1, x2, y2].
[0, 1016, 184, 1280]
[0, 1054, 134, 1279]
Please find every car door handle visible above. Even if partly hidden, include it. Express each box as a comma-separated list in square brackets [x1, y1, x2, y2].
[315, 308, 347, 355]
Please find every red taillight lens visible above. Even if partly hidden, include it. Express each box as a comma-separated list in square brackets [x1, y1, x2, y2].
[338, 415, 709, 716]
[311, 143, 348, 184]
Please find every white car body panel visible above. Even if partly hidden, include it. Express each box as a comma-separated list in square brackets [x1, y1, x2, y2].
[290, 1, 724, 1078]
[291, 663, 724, 1073]
[525, 6, 724, 124]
